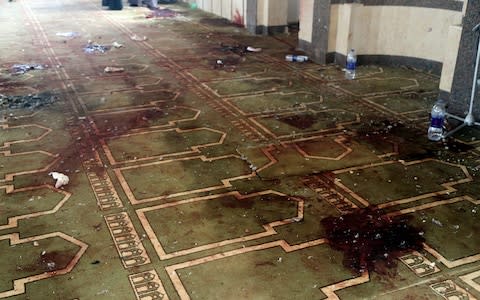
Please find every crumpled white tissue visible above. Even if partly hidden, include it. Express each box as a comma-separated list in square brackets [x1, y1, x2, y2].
[49, 172, 69, 188]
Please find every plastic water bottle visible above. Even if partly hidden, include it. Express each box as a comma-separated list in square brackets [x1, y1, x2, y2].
[286, 55, 308, 62]
[345, 49, 357, 80]
[427, 100, 446, 141]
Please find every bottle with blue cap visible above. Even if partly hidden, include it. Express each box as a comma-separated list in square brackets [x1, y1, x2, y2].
[427, 99, 446, 141]
[345, 49, 357, 80]
[285, 54, 308, 62]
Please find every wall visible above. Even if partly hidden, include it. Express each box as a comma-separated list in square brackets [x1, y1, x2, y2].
[184, 0, 465, 96]
[449, 0, 480, 119]
[298, 0, 314, 43]
[182, 0, 247, 25]
[256, 0, 289, 34]
[328, 3, 463, 74]
[439, 25, 463, 93]
[288, 0, 300, 24]
[265, 0, 288, 27]
[181, 0, 296, 34]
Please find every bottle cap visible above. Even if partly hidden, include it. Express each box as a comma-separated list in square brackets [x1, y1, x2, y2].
[436, 98, 448, 107]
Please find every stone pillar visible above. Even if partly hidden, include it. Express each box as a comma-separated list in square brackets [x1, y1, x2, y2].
[439, 25, 463, 96]
[288, 0, 300, 25]
[298, 0, 330, 64]
[256, 0, 289, 35]
[449, 0, 480, 119]
[246, 0, 257, 34]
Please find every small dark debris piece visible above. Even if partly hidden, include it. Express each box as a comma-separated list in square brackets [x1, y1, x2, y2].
[91, 260, 101, 265]
[219, 43, 248, 56]
[93, 223, 102, 231]
[212, 56, 242, 70]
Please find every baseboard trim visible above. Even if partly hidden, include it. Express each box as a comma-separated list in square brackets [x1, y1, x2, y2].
[328, 52, 443, 75]
[330, 0, 462, 11]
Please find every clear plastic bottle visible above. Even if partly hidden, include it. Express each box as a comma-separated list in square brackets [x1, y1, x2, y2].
[427, 100, 446, 141]
[345, 49, 357, 80]
[285, 54, 308, 62]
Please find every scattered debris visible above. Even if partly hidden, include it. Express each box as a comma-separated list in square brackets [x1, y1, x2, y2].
[246, 46, 262, 52]
[292, 216, 303, 222]
[93, 223, 102, 231]
[104, 66, 125, 73]
[112, 41, 123, 48]
[130, 34, 147, 41]
[49, 172, 70, 188]
[215, 59, 224, 67]
[146, 8, 178, 19]
[213, 59, 237, 72]
[46, 262, 56, 270]
[431, 218, 443, 227]
[10, 64, 46, 75]
[55, 32, 80, 38]
[96, 289, 109, 295]
[212, 56, 243, 71]
[33, 241, 39, 246]
[213, 43, 260, 71]
[0, 92, 57, 110]
[83, 42, 111, 54]
[219, 43, 262, 56]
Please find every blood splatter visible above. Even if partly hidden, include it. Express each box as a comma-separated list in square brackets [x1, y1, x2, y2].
[232, 9, 244, 27]
[321, 206, 425, 274]
[20, 250, 74, 273]
[279, 113, 316, 129]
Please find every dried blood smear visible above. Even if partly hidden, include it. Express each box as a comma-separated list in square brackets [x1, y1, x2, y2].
[321, 206, 425, 274]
